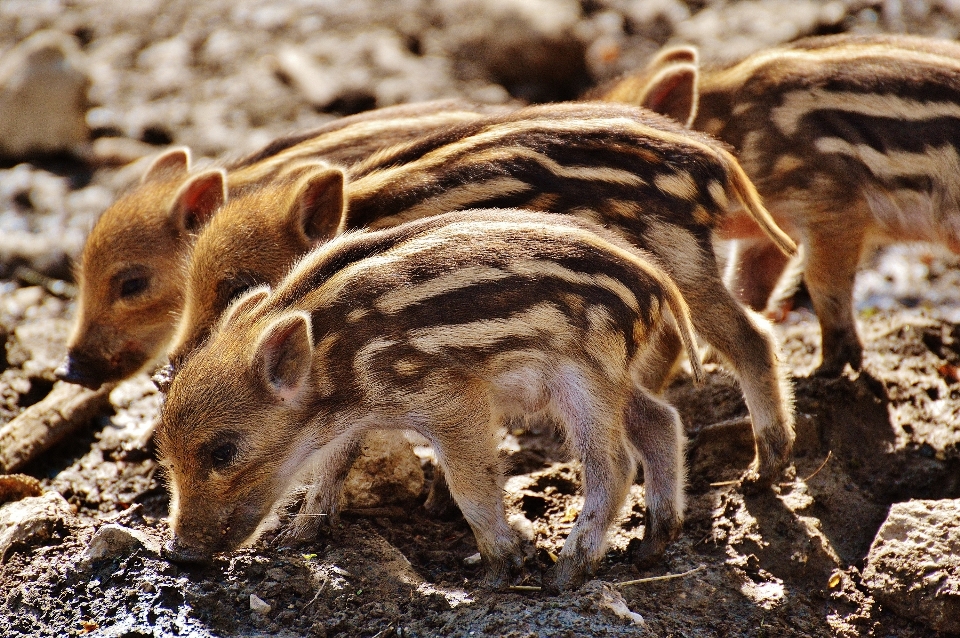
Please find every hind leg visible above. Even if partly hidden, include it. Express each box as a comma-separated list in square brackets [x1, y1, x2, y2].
[802, 218, 867, 376]
[650, 224, 795, 485]
[631, 319, 685, 393]
[546, 372, 637, 591]
[622, 386, 686, 566]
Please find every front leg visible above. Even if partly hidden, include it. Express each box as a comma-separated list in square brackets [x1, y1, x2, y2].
[284, 433, 364, 542]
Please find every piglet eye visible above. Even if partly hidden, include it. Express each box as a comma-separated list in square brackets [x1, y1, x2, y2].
[120, 276, 149, 298]
[210, 442, 238, 469]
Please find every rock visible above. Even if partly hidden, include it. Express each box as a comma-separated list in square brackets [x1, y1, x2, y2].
[269, 46, 343, 109]
[0, 491, 74, 561]
[249, 593, 271, 614]
[90, 136, 162, 166]
[675, 0, 847, 64]
[83, 523, 158, 563]
[862, 499, 960, 633]
[0, 31, 90, 158]
[341, 431, 424, 509]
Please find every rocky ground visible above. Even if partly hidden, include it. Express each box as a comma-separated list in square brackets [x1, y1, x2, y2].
[0, 0, 959, 636]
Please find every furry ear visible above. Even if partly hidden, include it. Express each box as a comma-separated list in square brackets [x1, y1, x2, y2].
[219, 285, 270, 332]
[142, 147, 191, 183]
[170, 169, 227, 234]
[253, 312, 313, 402]
[638, 62, 699, 128]
[287, 166, 346, 245]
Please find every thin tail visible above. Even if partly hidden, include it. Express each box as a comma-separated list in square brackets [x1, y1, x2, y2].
[658, 275, 705, 387]
[724, 153, 797, 257]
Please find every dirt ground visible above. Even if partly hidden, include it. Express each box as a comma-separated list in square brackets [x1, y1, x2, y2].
[1, 1, 959, 636]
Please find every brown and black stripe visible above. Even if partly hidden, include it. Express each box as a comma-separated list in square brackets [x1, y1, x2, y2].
[232, 209, 702, 412]
[690, 35, 960, 208]
[341, 101, 791, 253]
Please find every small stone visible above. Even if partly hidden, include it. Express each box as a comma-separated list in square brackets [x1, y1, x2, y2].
[463, 552, 482, 567]
[583, 580, 645, 626]
[250, 593, 272, 614]
[83, 523, 158, 564]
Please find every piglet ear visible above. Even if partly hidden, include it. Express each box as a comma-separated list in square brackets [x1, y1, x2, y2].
[170, 169, 227, 234]
[219, 285, 270, 331]
[253, 312, 313, 402]
[142, 147, 191, 184]
[638, 63, 699, 128]
[288, 166, 345, 246]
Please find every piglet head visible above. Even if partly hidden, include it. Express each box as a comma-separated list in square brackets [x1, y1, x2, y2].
[157, 307, 317, 562]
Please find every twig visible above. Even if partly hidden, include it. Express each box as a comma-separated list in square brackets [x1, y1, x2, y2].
[615, 564, 706, 587]
[708, 480, 739, 487]
[507, 585, 543, 592]
[371, 624, 395, 638]
[0, 381, 113, 473]
[780, 450, 832, 486]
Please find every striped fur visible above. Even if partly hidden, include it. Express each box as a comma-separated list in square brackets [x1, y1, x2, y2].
[176, 100, 796, 486]
[158, 210, 698, 591]
[605, 34, 960, 375]
[58, 99, 500, 389]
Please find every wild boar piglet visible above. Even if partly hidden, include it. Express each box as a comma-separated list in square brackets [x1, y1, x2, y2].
[158, 209, 704, 591]
[604, 34, 960, 375]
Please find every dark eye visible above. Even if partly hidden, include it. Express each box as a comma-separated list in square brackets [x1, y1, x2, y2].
[217, 273, 258, 307]
[209, 441, 238, 469]
[119, 276, 149, 298]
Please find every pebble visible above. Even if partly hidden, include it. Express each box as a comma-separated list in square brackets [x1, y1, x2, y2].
[82, 523, 158, 564]
[250, 593, 272, 614]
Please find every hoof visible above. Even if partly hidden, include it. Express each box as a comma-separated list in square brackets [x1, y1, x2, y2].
[543, 556, 593, 593]
[629, 540, 666, 570]
[480, 548, 526, 589]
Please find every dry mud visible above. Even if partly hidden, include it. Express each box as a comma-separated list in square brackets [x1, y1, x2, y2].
[1, 1, 959, 636]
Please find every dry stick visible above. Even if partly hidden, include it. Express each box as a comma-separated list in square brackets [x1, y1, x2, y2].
[0, 381, 114, 473]
[616, 564, 706, 587]
[506, 565, 708, 593]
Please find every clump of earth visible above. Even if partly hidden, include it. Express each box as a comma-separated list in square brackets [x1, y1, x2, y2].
[1, 1, 959, 636]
